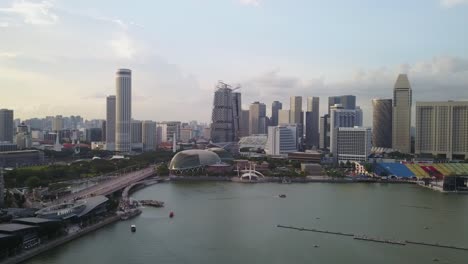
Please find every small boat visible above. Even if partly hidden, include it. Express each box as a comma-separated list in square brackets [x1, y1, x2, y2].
[169, 211, 174, 218]
[279, 194, 287, 198]
[131, 224, 136, 232]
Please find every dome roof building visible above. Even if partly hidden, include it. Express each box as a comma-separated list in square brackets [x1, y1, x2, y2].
[169, 149, 222, 174]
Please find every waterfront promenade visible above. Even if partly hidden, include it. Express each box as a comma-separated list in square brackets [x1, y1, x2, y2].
[3, 215, 121, 264]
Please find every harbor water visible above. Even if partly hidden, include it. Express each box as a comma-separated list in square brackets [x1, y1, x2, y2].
[24, 182, 468, 264]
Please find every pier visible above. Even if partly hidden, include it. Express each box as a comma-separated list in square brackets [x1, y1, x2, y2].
[138, 200, 164, 207]
[277, 224, 468, 251]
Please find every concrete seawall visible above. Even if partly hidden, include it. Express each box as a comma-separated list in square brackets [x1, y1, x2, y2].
[3, 215, 120, 264]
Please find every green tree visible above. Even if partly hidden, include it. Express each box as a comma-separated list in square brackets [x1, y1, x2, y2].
[156, 163, 170, 176]
[25, 176, 41, 189]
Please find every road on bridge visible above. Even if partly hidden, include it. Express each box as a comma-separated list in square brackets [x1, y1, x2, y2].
[53, 166, 156, 204]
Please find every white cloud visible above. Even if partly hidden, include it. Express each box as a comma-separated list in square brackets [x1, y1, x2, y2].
[0, 22, 9, 27]
[110, 33, 136, 59]
[239, 0, 262, 7]
[0, 52, 19, 58]
[0, 0, 58, 25]
[440, 0, 468, 7]
[239, 56, 468, 125]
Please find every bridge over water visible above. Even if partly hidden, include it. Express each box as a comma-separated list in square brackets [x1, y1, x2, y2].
[52, 166, 156, 204]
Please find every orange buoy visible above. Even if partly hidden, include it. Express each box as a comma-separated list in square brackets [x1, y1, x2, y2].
[169, 211, 174, 218]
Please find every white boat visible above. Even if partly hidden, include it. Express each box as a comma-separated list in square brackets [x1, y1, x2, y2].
[131, 224, 136, 232]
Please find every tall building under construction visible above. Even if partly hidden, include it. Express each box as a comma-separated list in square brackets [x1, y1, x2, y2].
[210, 81, 241, 143]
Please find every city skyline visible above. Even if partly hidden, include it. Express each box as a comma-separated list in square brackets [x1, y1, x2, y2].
[1, 0, 468, 125]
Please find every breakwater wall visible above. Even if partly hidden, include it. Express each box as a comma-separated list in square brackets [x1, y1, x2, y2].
[3, 215, 120, 264]
[277, 225, 468, 252]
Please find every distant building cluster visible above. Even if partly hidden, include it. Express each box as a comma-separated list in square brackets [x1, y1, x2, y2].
[0, 70, 466, 168]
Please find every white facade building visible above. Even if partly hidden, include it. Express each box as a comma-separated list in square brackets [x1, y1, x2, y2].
[334, 127, 372, 163]
[415, 101, 468, 160]
[265, 125, 297, 156]
[156, 123, 168, 147]
[115, 69, 132, 152]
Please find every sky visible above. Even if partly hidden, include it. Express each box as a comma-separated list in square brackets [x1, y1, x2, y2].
[0, 0, 468, 126]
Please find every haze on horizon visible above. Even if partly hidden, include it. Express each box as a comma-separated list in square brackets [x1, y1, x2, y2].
[1, 0, 468, 125]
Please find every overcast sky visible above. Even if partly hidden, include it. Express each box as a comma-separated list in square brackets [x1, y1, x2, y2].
[1, 0, 468, 126]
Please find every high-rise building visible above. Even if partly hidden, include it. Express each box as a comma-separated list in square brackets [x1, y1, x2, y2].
[232, 92, 242, 141]
[415, 101, 468, 160]
[330, 104, 358, 154]
[0, 109, 14, 143]
[106, 95, 116, 151]
[52, 115, 63, 132]
[319, 114, 330, 149]
[86, 128, 102, 142]
[210, 81, 241, 142]
[180, 127, 193, 143]
[142, 121, 156, 152]
[15, 122, 32, 149]
[334, 127, 372, 163]
[289, 96, 302, 124]
[249, 102, 267, 135]
[306, 97, 320, 149]
[131, 120, 142, 144]
[328, 95, 356, 114]
[271, 101, 282, 126]
[265, 124, 298, 156]
[372, 99, 393, 148]
[163, 121, 181, 142]
[392, 74, 412, 153]
[115, 69, 132, 152]
[156, 123, 168, 146]
[355, 106, 363, 127]
[239, 110, 250, 137]
[278, 110, 290, 125]
[0, 169, 4, 208]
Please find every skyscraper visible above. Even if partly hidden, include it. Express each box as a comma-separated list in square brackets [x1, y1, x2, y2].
[392, 74, 412, 153]
[328, 95, 356, 114]
[415, 101, 468, 160]
[142, 121, 156, 152]
[355, 106, 363, 127]
[289, 96, 302, 124]
[115, 69, 132, 152]
[290, 96, 303, 146]
[106, 95, 116, 151]
[271, 101, 282, 126]
[52, 115, 63, 132]
[306, 97, 320, 149]
[330, 104, 358, 154]
[239, 110, 250, 137]
[232, 92, 242, 141]
[0, 109, 13, 143]
[319, 114, 330, 150]
[131, 120, 143, 144]
[210, 81, 241, 142]
[249, 102, 267, 135]
[278, 110, 290, 125]
[372, 99, 392, 148]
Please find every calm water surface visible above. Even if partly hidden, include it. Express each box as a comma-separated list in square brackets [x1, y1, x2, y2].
[25, 182, 468, 264]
